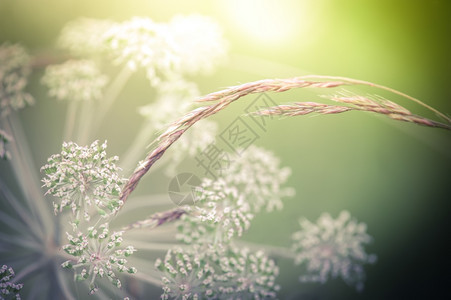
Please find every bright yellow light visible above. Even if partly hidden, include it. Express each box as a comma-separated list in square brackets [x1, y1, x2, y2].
[220, 0, 311, 46]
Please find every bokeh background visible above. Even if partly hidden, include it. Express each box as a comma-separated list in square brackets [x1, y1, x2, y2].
[1, 0, 450, 299]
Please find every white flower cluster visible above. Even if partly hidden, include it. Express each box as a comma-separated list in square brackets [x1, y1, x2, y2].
[0, 129, 12, 160]
[103, 17, 174, 84]
[0, 265, 23, 300]
[103, 15, 227, 84]
[61, 223, 137, 294]
[41, 60, 108, 102]
[224, 145, 294, 212]
[176, 146, 292, 246]
[57, 18, 116, 57]
[177, 178, 253, 245]
[0, 43, 34, 117]
[156, 246, 279, 300]
[291, 210, 377, 291]
[41, 140, 126, 223]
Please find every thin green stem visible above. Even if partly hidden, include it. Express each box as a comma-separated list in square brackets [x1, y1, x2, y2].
[129, 271, 163, 287]
[12, 256, 49, 283]
[124, 239, 180, 251]
[92, 66, 133, 137]
[53, 262, 76, 300]
[62, 100, 79, 143]
[116, 194, 171, 216]
[1, 115, 53, 236]
[0, 232, 42, 250]
[0, 179, 43, 240]
[76, 100, 94, 145]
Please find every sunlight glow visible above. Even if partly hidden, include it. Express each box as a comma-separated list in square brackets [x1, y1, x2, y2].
[220, 0, 308, 46]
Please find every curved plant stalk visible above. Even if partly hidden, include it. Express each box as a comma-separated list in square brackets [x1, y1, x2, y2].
[121, 207, 186, 231]
[120, 78, 348, 204]
[119, 76, 450, 209]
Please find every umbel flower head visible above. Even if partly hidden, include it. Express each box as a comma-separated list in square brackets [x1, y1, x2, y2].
[0, 43, 34, 117]
[0, 265, 23, 300]
[103, 15, 226, 84]
[41, 59, 108, 102]
[0, 129, 12, 160]
[156, 245, 279, 300]
[57, 17, 116, 57]
[61, 223, 137, 294]
[176, 178, 253, 245]
[223, 145, 294, 212]
[41, 140, 126, 223]
[103, 17, 176, 84]
[291, 210, 377, 291]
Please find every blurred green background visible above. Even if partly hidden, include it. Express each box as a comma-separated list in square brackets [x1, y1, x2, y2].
[1, 0, 450, 299]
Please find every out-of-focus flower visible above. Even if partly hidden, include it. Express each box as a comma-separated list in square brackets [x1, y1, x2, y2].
[176, 178, 253, 245]
[41, 60, 108, 102]
[41, 140, 126, 223]
[0, 129, 12, 160]
[0, 43, 34, 117]
[224, 145, 294, 212]
[168, 14, 227, 75]
[57, 18, 116, 57]
[103, 15, 227, 85]
[0, 265, 23, 300]
[103, 17, 176, 85]
[156, 246, 279, 299]
[61, 223, 137, 294]
[291, 210, 377, 291]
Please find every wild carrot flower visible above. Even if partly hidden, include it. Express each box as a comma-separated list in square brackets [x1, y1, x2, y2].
[0, 129, 12, 160]
[103, 17, 176, 84]
[41, 60, 108, 102]
[176, 178, 253, 245]
[223, 145, 294, 212]
[0, 265, 23, 300]
[41, 140, 126, 223]
[57, 18, 116, 57]
[61, 223, 137, 294]
[291, 210, 377, 291]
[0, 43, 34, 117]
[103, 15, 226, 85]
[155, 247, 216, 300]
[156, 245, 279, 299]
